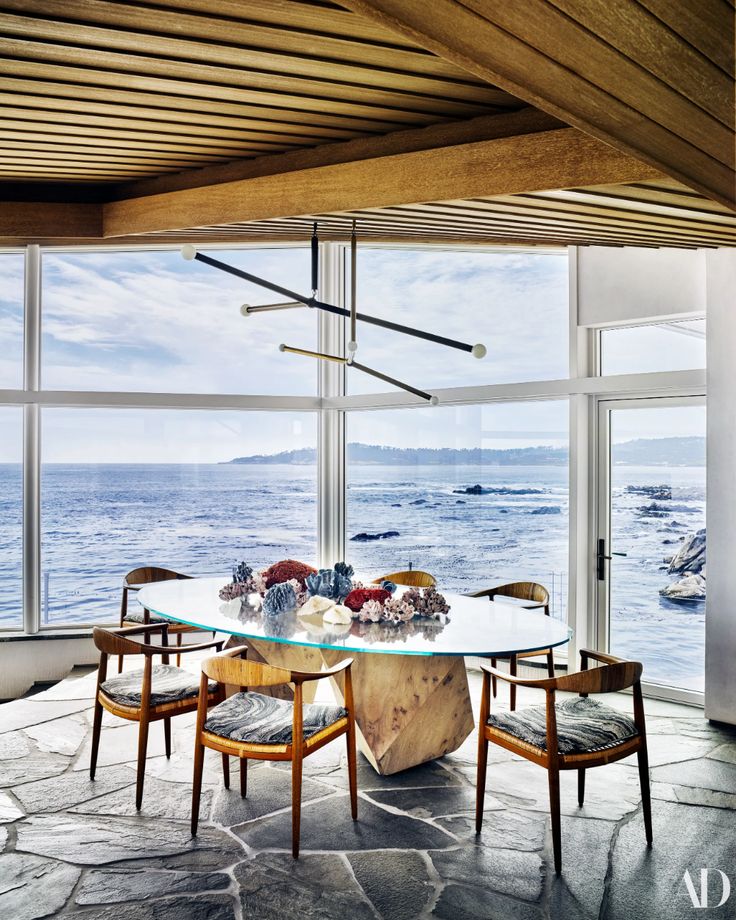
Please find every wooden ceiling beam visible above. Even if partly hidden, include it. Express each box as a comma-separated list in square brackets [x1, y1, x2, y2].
[338, 0, 736, 210]
[102, 121, 662, 237]
[0, 200, 101, 238]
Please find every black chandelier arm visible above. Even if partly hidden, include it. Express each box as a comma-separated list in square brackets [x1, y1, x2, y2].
[184, 248, 484, 357]
[349, 359, 438, 404]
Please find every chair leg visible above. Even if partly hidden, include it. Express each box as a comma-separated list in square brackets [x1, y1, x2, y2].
[163, 717, 172, 759]
[347, 722, 358, 820]
[490, 657, 497, 697]
[548, 766, 562, 875]
[221, 753, 230, 790]
[509, 655, 517, 711]
[637, 744, 653, 846]
[240, 757, 248, 798]
[292, 752, 303, 859]
[135, 716, 150, 810]
[191, 739, 205, 835]
[176, 631, 183, 668]
[89, 698, 104, 780]
[577, 768, 585, 806]
[547, 650, 555, 679]
[475, 734, 489, 834]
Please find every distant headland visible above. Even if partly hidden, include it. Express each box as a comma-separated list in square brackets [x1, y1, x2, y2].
[225, 437, 705, 467]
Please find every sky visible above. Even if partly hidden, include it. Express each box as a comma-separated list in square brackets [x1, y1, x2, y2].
[0, 246, 706, 462]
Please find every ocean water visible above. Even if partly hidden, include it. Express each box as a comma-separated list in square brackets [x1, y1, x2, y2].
[0, 462, 704, 690]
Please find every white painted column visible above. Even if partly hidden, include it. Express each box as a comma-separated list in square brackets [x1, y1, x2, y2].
[704, 249, 736, 724]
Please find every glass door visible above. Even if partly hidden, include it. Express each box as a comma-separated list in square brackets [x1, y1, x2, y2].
[596, 397, 706, 699]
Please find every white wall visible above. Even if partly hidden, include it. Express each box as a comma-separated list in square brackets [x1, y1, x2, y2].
[577, 247, 707, 327]
[0, 636, 98, 699]
[704, 249, 736, 724]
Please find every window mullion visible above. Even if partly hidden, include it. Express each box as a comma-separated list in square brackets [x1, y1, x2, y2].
[23, 245, 41, 634]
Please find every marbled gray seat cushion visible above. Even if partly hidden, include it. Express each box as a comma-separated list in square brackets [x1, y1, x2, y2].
[205, 691, 347, 745]
[123, 608, 169, 625]
[101, 664, 215, 708]
[488, 697, 638, 755]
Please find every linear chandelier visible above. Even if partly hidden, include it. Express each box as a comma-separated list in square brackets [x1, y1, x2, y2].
[181, 224, 486, 404]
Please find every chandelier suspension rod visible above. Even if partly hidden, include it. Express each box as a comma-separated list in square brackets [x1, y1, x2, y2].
[184, 248, 483, 356]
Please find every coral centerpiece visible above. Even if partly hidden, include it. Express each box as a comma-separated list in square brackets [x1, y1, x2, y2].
[344, 587, 391, 612]
[262, 559, 317, 590]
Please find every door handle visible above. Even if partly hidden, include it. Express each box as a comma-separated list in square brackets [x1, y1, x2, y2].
[597, 538, 627, 580]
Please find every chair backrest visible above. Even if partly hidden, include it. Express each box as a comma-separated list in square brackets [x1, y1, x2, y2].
[556, 659, 643, 695]
[374, 570, 436, 588]
[202, 652, 291, 688]
[93, 625, 158, 658]
[124, 567, 190, 588]
[490, 581, 549, 605]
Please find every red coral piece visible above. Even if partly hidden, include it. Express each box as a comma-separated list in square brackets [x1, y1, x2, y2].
[344, 587, 390, 612]
[262, 559, 317, 590]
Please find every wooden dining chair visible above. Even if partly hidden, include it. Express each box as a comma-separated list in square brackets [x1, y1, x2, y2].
[469, 582, 552, 710]
[476, 649, 652, 875]
[373, 569, 436, 588]
[191, 646, 358, 858]
[91, 623, 226, 809]
[119, 566, 207, 671]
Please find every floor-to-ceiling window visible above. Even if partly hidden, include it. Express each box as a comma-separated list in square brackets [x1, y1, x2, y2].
[347, 401, 569, 619]
[2, 245, 319, 631]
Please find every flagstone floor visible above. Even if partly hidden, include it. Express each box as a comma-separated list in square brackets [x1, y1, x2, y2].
[1, 659, 735, 920]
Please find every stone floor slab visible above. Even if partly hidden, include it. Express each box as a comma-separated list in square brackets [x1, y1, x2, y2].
[236, 852, 376, 920]
[75, 866, 231, 905]
[431, 884, 544, 920]
[430, 844, 544, 903]
[0, 746, 69, 788]
[546, 815, 616, 920]
[652, 757, 736, 794]
[74, 721, 168, 771]
[607, 800, 736, 920]
[0, 790, 24, 823]
[236, 792, 455, 853]
[68, 894, 237, 919]
[12, 765, 136, 814]
[707, 742, 736, 765]
[24, 714, 88, 756]
[348, 850, 435, 920]
[0, 852, 81, 920]
[72, 772, 213, 821]
[16, 813, 242, 865]
[0, 698, 92, 734]
[365, 784, 503, 821]
[438, 811, 547, 853]
[210, 764, 328, 826]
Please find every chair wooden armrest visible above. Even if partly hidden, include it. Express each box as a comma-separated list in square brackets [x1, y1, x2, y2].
[479, 660, 556, 689]
[292, 658, 354, 684]
[466, 588, 494, 598]
[579, 648, 623, 667]
[116, 622, 170, 638]
[171, 638, 225, 655]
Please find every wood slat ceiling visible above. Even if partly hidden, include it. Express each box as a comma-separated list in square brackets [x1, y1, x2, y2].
[127, 179, 736, 250]
[0, 0, 526, 183]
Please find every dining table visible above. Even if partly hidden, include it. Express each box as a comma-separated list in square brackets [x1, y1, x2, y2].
[138, 576, 572, 775]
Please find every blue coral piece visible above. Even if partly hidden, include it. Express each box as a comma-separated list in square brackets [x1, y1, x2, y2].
[233, 561, 253, 584]
[334, 561, 355, 579]
[306, 568, 353, 602]
[380, 580, 397, 595]
[262, 581, 297, 616]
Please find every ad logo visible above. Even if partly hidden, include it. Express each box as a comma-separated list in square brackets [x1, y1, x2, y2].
[682, 869, 731, 909]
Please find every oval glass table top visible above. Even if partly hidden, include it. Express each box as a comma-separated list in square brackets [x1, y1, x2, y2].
[138, 576, 572, 658]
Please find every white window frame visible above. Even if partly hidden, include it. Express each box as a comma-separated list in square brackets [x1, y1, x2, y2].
[0, 241, 707, 679]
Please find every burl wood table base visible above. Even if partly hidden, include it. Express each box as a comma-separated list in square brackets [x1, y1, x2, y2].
[247, 638, 474, 775]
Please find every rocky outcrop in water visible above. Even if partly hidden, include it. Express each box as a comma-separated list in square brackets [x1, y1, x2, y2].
[639, 502, 698, 517]
[660, 573, 706, 602]
[626, 484, 672, 500]
[668, 529, 705, 575]
[452, 484, 544, 496]
[350, 531, 400, 542]
[531, 506, 561, 515]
